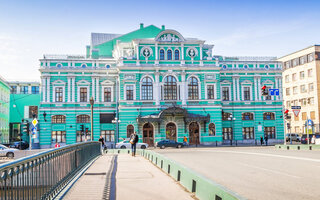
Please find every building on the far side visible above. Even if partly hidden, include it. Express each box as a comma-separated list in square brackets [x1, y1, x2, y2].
[278, 45, 320, 135]
[8, 81, 40, 143]
[0, 76, 10, 143]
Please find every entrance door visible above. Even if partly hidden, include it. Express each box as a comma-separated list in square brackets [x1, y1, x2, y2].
[143, 123, 154, 146]
[189, 122, 200, 145]
[166, 122, 177, 141]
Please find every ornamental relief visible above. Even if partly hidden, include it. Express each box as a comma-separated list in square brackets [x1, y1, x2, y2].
[186, 47, 198, 58]
[124, 74, 136, 80]
[140, 46, 153, 58]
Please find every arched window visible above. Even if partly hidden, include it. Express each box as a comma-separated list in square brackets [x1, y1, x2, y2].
[77, 115, 90, 123]
[127, 125, 134, 138]
[209, 123, 215, 136]
[141, 77, 153, 100]
[160, 49, 165, 60]
[167, 50, 172, 60]
[188, 77, 198, 100]
[222, 112, 232, 121]
[242, 112, 254, 120]
[263, 112, 275, 120]
[164, 76, 177, 100]
[52, 115, 66, 124]
[174, 50, 180, 60]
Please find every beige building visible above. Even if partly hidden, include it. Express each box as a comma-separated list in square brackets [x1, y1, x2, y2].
[278, 45, 320, 134]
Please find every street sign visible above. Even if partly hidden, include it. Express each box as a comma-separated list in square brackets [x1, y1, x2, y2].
[291, 106, 301, 109]
[293, 110, 300, 117]
[32, 127, 37, 132]
[268, 89, 280, 96]
[308, 119, 313, 126]
[32, 119, 38, 127]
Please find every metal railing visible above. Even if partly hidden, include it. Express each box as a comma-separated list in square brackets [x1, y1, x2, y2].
[0, 142, 101, 200]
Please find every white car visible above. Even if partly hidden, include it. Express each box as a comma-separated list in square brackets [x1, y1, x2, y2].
[116, 140, 148, 149]
[0, 144, 18, 158]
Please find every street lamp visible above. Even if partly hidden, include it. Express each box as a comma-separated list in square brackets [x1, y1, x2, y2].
[112, 117, 121, 148]
[43, 111, 47, 122]
[90, 97, 94, 141]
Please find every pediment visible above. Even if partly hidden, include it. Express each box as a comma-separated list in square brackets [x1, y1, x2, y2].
[155, 29, 185, 42]
[52, 80, 66, 85]
[262, 80, 274, 85]
[241, 80, 253, 84]
[220, 80, 232, 84]
[101, 80, 115, 85]
[76, 80, 91, 85]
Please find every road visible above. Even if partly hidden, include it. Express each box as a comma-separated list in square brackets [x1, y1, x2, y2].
[154, 146, 320, 200]
[0, 149, 45, 164]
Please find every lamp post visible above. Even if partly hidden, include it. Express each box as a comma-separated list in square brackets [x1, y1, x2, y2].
[43, 111, 47, 122]
[112, 117, 121, 148]
[90, 97, 94, 141]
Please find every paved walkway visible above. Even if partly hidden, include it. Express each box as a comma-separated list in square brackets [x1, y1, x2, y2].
[63, 154, 193, 200]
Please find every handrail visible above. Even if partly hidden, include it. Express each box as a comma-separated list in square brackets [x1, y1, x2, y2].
[0, 141, 101, 200]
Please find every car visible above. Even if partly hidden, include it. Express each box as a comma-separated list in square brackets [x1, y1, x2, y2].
[301, 134, 320, 144]
[285, 133, 301, 142]
[9, 141, 29, 150]
[115, 140, 148, 149]
[156, 139, 184, 149]
[0, 144, 18, 158]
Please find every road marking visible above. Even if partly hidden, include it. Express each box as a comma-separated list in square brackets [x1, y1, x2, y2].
[197, 150, 320, 163]
[238, 162, 301, 179]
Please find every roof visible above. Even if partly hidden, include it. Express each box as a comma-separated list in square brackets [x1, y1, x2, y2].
[91, 33, 122, 46]
[277, 44, 320, 60]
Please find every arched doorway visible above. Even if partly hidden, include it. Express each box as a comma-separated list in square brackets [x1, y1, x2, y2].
[166, 122, 177, 141]
[143, 123, 154, 147]
[189, 122, 200, 145]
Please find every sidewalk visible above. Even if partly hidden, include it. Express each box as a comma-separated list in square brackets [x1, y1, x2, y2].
[63, 154, 194, 200]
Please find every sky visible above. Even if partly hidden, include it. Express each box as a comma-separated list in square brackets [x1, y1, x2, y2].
[0, 0, 320, 81]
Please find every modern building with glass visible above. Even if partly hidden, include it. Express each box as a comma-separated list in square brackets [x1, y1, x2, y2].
[38, 24, 284, 148]
[0, 75, 10, 144]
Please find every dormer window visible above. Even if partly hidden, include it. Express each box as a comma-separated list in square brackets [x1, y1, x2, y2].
[160, 49, 165, 60]
[167, 50, 172, 60]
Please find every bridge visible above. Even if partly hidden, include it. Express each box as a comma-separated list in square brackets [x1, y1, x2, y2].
[0, 142, 241, 200]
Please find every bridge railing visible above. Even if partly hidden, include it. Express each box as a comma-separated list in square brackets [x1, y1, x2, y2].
[0, 141, 101, 200]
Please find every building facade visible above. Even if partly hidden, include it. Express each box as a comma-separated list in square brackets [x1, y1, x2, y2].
[9, 81, 40, 143]
[39, 24, 284, 148]
[0, 76, 10, 143]
[278, 45, 320, 134]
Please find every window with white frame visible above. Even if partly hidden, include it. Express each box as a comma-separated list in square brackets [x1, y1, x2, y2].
[222, 87, 230, 101]
[167, 49, 172, 60]
[104, 87, 112, 102]
[300, 71, 305, 79]
[55, 87, 63, 102]
[207, 85, 214, 99]
[242, 127, 254, 139]
[285, 75, 289, 83]
[292, 73, 297, 81]
[159, 49, 165, 60]
[126, 85, 134, 100]
[293, 86, 298, 94]
[308, 69, 313, 77]
[174, 49, 179, 60]
[164, 76, 177, 100]
[188, 77, 198, 100]
[309, 83, 314, 92]
[80, 87, 87, 102]
[141, 77, 153, 100]
[300, 85, 306, 93]
[243, 86, 251, 101]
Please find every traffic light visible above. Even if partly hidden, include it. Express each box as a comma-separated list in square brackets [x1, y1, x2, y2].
[80, 125, 84, 133]
[22, 120, 30, 135]
[287, 123, 291, 130]
[261, 85, 268, 96]
[85, 128, 89, 135]
[284, 109, 291, 120]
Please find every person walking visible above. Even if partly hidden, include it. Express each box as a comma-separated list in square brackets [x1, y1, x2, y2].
[260, 136, 263, 146]
[183, 136, 188, 146]
[130, 131, 139, 156]
[98, 135, 105, 150]
[55, 142, 60, 148]
[311, 135, 316, 144]
[265, 134, 268, 146]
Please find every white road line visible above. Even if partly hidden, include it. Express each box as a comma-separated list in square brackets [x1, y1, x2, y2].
[197, 150, 320, 163]
[238, 162, 301, 179]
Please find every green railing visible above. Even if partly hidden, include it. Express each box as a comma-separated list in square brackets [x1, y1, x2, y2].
[0, 142, 101, 200]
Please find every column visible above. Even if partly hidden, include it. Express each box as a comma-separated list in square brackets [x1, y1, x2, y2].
[181, 43, 185, 65]
[232, 77, 236, 101]
[155, 71, 160, 105]
[41, 78, 46, 102]
[72, 77, 75, 102]
[278, 77, 282, 100]
[136, 44, 140, 66]
[236, 78, 240, 101]
[92, 78, 95, 100]
[275, 78, 278, 101]
[200, 44, 203, 66]
[46, 77, 50, 102]
[254, 77, 258, 101]
[96, 77, 100, 103]
[181, 72, 186, 105]
[67, 78, 71, 102]
[28, 86, 32, 94]
[155, 43, 158, 60]
[257, 77, 261, 101]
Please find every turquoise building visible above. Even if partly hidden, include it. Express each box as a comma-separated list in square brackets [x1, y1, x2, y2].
[38, 24, 284, 148]
[0, 76, 10, 144]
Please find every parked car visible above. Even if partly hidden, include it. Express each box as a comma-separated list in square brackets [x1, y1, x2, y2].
[0, 144, 18, 158]
[116, 140, 148, 149]
[9, 141, 29, 150]
[156, 140, 184, 149]
[301, 134, 320, 144]
[285, 133, 301, 142]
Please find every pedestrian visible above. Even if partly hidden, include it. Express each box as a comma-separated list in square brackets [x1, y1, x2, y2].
[183, 136, 188, 146]
[311, 135, 316, 144]
[99, 135, 105, 149]
[265, 134, 268, 146]
[55, 142, 60, 148]
[260, 136, 263, 146]
[130, 131, 139, 156]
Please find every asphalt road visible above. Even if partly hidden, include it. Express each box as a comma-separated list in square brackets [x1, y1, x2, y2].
[0, 149, 45, 165]
[154, 146, 320, 200]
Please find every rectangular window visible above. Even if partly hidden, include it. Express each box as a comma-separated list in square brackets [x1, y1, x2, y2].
[310, 97, 315, 105]
[55, 87, 63, 102]
[242, 127, 254, 139]
[101, 130, 115, 142]
[31, 86, 39, 94]
[293, 86, 298, 94]
[300, 71, 305, 79]
[126, 85, 134, 100]
[207, 85, 215, 99]
[21, 86, 28, 94]
[76, 131, 91, 142]
[80, 87, 87, 102]
[308, 69, 313, 77]
[285, 61, 290, 69]
[11, 86, 17, 94]
[28, 106, 38, 118]
[300, 85, 306, 93]
[302, 112, 307, 120]
[222, 127, 233, 140]
[222, 87, 229, 101]
[243, 87, 250, 101]
[299, 56, 305, 65]
[104, 87, 111, 102]
[100, 113, 115, 123]
[302, 98, 307, 106]
[285, 75, 289, 83]
[310, 111, 316, 120]
[265, 86, 271, 100]
[292, 73, 297, 81]
[307, 53, 314, 62]
[286, 101, 291, 108]
[51, 131, 66, 143]
[309, 83, 314, 92]
[286, 88, 290, 96]
[264, 127, 275, 139]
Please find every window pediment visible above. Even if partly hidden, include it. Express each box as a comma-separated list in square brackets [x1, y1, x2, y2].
[101, 80, 115, 86]
[52, 80, 66, 85]
[155, 30, 185, 42]
[76, 80, 90, 85]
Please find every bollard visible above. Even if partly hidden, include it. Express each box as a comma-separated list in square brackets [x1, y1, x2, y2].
[216, 141, 217, 146]
[118, 150, 120, 154]
[297, 146, 300, 150]
[156, 157, 158, 165]
[215, 195, 222, 200]
[287, 146, 289, 150]
[177, 170, 181, 181]
[168, 164, 170, 174]
[309, 146, 312, 150]
[192, 180, 197, 193]
[128, 150, 130, 154]
[161, 160, 163, 169]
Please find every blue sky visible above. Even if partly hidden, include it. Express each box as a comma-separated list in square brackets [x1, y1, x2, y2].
[1, 0, 319, 81]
